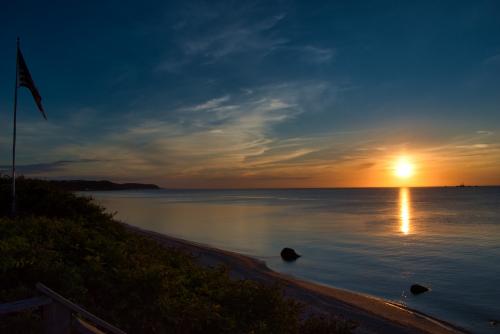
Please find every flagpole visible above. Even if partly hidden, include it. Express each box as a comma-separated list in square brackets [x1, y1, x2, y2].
[11, 37, 19, 217]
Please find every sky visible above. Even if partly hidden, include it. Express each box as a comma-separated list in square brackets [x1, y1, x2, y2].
[0, 0, 499, 188]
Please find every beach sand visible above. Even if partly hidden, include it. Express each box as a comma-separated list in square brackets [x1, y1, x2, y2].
[124, 224, 468, 334]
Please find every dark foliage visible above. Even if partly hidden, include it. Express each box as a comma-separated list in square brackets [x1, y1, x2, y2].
[0, 176, 109, 221]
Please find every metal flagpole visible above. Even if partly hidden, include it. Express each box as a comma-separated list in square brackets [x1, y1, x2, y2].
[11, 37, 19, 217]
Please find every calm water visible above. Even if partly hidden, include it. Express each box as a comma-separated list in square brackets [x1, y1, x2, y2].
[89, 187, 500, 333]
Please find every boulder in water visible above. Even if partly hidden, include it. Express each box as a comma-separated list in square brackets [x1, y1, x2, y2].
[280, 248, 301, 261]
[410, 284, 429, 295]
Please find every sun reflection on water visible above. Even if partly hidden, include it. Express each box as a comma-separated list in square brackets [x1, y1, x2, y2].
[399, 188, 411, 235]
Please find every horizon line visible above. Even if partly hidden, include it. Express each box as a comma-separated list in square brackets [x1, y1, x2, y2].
[141, 185, 500, 190]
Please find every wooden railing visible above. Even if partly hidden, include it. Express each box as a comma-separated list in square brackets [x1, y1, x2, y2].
[0, 283, 126, 334]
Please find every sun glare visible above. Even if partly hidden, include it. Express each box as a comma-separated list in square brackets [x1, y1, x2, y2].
[395, 157, 414, 179]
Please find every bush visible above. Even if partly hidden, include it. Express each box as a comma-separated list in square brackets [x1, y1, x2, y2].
[0, 176, 351, 333]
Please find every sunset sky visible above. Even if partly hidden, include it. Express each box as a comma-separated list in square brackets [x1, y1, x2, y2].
[0, 1, 499, 188]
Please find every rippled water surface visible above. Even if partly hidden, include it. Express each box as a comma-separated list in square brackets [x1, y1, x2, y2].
[89, 187, 500, 333]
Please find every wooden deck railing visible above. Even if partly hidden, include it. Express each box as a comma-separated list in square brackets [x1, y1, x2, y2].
[0, 283, 126, 334]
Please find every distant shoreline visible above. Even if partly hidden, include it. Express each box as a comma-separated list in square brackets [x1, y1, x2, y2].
[50, 180, 161, 191]
[123, 223, 468, 334]
[113, 185, 499, 191]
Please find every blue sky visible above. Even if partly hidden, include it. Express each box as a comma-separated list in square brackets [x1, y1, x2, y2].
[0, 1, 499, 187]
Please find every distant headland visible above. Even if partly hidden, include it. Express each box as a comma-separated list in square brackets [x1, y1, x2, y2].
[49, 180, 161, 191]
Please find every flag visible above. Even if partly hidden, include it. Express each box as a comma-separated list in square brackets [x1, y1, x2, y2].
[17, 48, 47, 119]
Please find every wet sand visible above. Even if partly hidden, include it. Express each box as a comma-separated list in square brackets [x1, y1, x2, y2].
[124, 224, 468, 334]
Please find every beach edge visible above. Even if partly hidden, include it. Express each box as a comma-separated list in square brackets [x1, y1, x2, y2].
[123, 223, 468, 334]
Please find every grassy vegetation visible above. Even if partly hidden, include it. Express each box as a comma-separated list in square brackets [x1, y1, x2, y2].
[0, 176, 352, 333]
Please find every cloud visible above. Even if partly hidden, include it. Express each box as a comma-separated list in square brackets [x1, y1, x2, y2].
[155, 7, 288, 72]
[183, 95, 230, 111]
[302, 46, 335, 63]
[455, 144, 489, 149]
[155, 4, 335, 74]
[356, 162, 376, 169]
[0, 159, 103, 175]
[278, 45, 335, 64]
[476, 130, 493, 135]
[180, 13, 287, 60]
[483, 53, 500, 65]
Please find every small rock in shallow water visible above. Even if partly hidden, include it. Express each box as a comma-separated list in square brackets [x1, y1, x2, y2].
[410, 284, 429, 295]
[280, 248, 301, 261]
[489, 319, 499, 327]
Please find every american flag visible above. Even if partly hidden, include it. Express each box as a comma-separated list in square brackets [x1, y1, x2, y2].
[17, 48, 46, 119]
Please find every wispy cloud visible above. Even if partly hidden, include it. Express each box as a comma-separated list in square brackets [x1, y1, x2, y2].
[301, 46, 335, 63]
[477, 130, 494, 135]
[0, 159, 103, 175]
[156, 8, 288, 73]
[183, 95, 231, 111]
[483, 53, 500, 65]
[181, 13, 287, 60]
[156, 4, 335, 73]
[277, 45, 335, 64]
[455, 144, 489, 149]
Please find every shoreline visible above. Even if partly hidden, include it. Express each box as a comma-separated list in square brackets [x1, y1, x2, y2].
[123, 223, 468, 334]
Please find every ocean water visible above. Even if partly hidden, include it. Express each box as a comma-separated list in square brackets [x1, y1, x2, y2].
[89, 187, 500, 333]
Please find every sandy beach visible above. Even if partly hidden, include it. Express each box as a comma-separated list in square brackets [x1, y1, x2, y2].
[124, 224, 468, 334]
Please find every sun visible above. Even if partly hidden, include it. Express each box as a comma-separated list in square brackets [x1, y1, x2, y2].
[395, 157, 414, 179]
